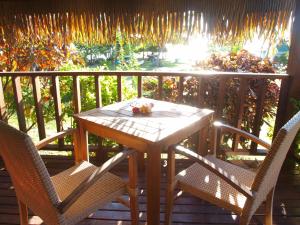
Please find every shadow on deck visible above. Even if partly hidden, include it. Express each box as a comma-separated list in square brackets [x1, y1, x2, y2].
[0, 156, 300, 225]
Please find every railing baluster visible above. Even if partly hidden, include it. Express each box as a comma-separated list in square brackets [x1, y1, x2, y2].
[216, 78, 226, 120]
[51, 75, 63, 147]
[32, 76, 46, 140]
[95, 75, 102, 108]
[232, 78, 248, 152]
[0, 77, 7, 122]
[177, 76, 184, 102]
[12, 76, 26, 132]
[158, 76, 163, 100]
[197, 77, 205, 107]
[94, 75, 106, 164]
[137, 75, 142, 98]
[73, 75, 81, 113]
[250, 79, 268, 154]
[117, 75, 122, 102]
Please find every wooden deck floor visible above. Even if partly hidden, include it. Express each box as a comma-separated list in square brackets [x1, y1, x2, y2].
[1, 156, 300, 225]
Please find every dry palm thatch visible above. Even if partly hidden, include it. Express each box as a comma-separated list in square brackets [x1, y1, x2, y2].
[0, 0, 296, 45]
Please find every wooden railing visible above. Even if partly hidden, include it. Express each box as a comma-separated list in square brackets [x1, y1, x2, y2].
[0, 71, 289, 158]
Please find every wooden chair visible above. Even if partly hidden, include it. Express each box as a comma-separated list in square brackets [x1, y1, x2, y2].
[0, 121, 139, 225]
[165, 111, 300, 225]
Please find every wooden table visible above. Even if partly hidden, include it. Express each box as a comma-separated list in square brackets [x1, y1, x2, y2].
[74, 98, 214, 225]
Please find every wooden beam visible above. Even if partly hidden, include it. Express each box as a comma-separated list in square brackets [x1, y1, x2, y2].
[32, 76, 46, 140]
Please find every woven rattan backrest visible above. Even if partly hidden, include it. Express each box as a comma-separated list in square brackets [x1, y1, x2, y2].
[245, 111, 300, 218]
[0, 121, 64, 224]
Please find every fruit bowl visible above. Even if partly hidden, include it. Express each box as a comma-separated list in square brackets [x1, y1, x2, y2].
[132, 103, 154, 114]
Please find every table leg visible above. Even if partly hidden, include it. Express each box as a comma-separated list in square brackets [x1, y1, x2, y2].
[78, 121, 89, 162]
[146, 148, 161, 225]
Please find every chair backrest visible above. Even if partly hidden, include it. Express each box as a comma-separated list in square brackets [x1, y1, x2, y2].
[0, 121, 64, 224]
[245, 111, 300, 218]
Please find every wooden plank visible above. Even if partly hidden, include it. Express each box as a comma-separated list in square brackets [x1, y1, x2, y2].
[95, 75, 102, 108]
[158, 76, 163, 100]
[0, 77, 7, 122]
[232, 78, 248, 152]
[51, 76, 63, 147]
[73, 75, 81, 114]
[32, 76, 46, 140]
[137, 75, 142, 98]
[250, 79, 268, 154]
[177, 76, 184, 103]
[12, 76, 26, 132]
[117, 75, 122, 102]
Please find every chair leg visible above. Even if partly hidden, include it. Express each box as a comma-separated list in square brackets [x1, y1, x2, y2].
[165, 147, 176, 225]
[18, 200, 28, 225]
[128, 152, 139, 225]
[265, 188, 275, 225]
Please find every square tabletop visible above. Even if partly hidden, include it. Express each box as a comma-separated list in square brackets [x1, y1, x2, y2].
[75, 98, 214, 147]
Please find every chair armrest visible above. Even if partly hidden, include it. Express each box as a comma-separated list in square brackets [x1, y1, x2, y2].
[57, 149, 134, 214]
[214, 122, 271, 150]
[35, 128, 76, 150]
[175, 146, 255, 199]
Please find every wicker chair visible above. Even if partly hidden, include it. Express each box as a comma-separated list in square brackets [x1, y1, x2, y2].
[165, 111, 300, 225]
[0, 121, 139, 225]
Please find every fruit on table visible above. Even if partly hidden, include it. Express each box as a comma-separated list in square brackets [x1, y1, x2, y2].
[132, 107, 140, 114]
[132, 103, 154, 114]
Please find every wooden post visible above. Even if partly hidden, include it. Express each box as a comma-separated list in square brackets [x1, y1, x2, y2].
[277, 0, 300, 165]
[283, 0, 300, 120]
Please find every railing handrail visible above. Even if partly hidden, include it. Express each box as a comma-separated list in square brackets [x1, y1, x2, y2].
[0, 69, 290, 156]
[0, 71, 289, 79]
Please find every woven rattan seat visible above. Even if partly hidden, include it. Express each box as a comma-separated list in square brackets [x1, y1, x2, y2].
[176, 155, 255, 213]
[0, 121, 139, 225]
[166, 111, 300, 225]
[51, 161, 127, 224]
